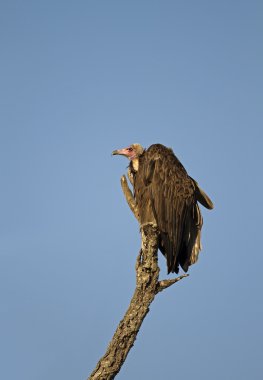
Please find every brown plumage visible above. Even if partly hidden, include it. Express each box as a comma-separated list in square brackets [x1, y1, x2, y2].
[112, 143, 213, 274]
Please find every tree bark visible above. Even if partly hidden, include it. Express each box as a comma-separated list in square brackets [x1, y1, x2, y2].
[87, 176, 188, 380]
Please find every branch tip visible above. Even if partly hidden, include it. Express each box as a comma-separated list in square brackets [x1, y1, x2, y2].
[120, 175, 140, 222]
[157, 274, 189, 293]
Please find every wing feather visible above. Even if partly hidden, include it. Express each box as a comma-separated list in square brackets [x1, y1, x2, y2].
[133, 144, 212, 273]
[134, 144, 197, 273]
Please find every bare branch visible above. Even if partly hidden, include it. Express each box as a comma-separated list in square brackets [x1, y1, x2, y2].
[120, 175, 140, 222]
[88, 224, 159, 380]
[156, 274, 189, 293]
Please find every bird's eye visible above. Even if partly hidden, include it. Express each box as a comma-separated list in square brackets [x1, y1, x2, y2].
[127, 147, 133, 152]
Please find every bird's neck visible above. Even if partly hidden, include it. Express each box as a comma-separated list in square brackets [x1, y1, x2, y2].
[131, 158, 139, 172]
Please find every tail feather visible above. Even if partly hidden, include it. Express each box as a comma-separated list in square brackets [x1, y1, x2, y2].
[158, 197, 210, 273]
[179, 203, 203, 271]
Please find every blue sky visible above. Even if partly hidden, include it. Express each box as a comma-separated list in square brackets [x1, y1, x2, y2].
[1, 1, 262, 379]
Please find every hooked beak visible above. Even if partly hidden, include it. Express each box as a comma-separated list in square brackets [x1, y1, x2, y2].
[112, 148, 127, 156]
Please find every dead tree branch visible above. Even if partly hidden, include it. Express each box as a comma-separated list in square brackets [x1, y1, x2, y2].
[88, 175, 188, 380]
[120, 175, 140, 222]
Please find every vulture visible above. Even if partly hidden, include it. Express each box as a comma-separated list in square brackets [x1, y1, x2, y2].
[112, 143, 213, 274]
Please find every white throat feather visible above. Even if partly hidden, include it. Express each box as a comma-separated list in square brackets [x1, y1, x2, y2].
[132, 158, 139, 171]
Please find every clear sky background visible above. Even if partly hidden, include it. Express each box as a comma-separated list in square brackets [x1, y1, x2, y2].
[1, 1, 262, 379]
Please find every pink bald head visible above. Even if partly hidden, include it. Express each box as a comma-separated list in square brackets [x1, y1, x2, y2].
[112, 143, 144, 160]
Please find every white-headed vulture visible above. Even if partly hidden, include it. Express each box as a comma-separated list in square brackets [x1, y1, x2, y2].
[112, 143, 213, 274]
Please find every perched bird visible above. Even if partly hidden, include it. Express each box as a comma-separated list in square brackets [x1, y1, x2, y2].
[112, 143, 213, 274]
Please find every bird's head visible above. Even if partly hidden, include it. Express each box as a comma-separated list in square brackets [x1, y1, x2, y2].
[112, 144, 144, 160]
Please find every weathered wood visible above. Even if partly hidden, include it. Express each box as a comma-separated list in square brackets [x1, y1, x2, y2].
[120, 175, 140, 222]
[88, 224, 159, 380]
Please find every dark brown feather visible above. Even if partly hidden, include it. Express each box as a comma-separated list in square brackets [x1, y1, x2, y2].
[132, 144, 212, 274]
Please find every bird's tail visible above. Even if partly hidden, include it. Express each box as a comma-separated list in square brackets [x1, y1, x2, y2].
[179, 203, 203, 272]
[159, 203, 205, 273]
